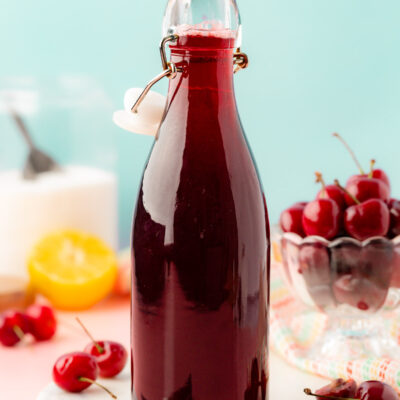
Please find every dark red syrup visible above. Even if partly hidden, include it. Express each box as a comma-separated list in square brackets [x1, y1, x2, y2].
[131, 31, 270, 400]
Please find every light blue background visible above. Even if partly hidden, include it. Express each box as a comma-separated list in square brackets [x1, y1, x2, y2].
[1, 0, 400, 247]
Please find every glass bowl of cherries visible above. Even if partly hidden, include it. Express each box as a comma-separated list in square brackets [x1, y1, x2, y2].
[278, 134, 400, 361]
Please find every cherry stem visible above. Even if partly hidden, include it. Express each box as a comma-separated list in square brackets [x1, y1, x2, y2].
[304, 388, 356, 400]
[332, 133, 365, 175]
[334, 179, 360, 205]
[79, 377, 117, 399]
[13, 325, 25, 341]
[315, 172, 327, 198]
[76, 317, 104, 354]
[368, 159, 376, 178]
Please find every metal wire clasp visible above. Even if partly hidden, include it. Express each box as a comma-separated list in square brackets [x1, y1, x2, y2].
[233, 48, 249, 74]
[131, 34, 179, 114]
[130, 36, 249, 113]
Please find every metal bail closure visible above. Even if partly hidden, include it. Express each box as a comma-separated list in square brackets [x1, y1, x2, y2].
[131, 34, 179, 114]
[233, 48, 249, 74]
[129, 35, 249, 114]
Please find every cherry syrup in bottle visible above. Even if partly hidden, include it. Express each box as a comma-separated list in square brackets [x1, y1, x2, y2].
[132, 27, 270, 400]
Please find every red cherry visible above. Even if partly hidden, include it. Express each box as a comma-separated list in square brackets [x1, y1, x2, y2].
[316, 378, 357, 400]
[356, 381, 398, 400]
[0, 310, 31, 347]
[371, 168, 390, 190]
[85, 341, 127, 378]
[346, 174, 361, 187]
[53, 352, 117, 397]
[332, 134, 391, 203]
[280, 202, 307, 236]
[76, 317, 127, 378]
[344, 177, 390, 206]
[317, 185, 346, 210]
[53, 352, 98, 393]
[388, 199, 400, 237]
[347, 160, 391, 192]
[305, 380, 398, 400]
[348, 171, 390, 190]
[344, 199, 390, 241]
[26, 304, 57, 341]
[315, 172, 346, 211]
[302, 199, 340, 239]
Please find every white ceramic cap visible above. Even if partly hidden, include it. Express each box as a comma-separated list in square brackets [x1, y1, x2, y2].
[113, 88, 166, 137]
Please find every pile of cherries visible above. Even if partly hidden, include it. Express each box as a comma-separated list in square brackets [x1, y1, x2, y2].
[52, 318, 127, 398]
[280, 134, 399, 242]
[0, 304, 56, 347]
[305, 378, 398, 400]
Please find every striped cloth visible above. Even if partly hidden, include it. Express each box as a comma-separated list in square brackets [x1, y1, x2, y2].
[270, 261, 400, 390]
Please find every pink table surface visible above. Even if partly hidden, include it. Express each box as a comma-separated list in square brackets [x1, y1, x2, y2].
[0, 297, 130, 399]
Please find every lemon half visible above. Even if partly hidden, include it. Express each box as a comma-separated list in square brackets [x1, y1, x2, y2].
[28, 230, 117, 310]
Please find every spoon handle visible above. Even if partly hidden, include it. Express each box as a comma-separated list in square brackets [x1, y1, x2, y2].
[10, 110, 35, 149]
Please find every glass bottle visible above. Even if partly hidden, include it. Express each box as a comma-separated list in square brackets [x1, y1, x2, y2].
[131, 1, 270, 399]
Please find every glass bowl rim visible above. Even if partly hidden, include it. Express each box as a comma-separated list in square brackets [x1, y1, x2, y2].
[278, 230, 400, 249]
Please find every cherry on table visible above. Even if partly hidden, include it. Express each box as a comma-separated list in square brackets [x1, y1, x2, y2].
[26, 304, 57, 341]
[77, 317, 127, 378]
[305, 379, 398, 400]
[356, 380, 398, 400]
[0, 310, 31, 347]
[53, 352, 116, 398]
[316, 378, 357, 399]
[280, 202, 307, 236]
[84, 340, 127, 378]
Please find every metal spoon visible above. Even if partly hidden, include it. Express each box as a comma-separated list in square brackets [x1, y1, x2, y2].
[10, 110, 61, 180]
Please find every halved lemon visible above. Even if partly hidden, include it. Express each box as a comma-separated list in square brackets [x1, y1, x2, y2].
[28, 230, 117, 310]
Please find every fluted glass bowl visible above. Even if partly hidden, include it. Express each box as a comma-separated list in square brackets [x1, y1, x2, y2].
[278, 231, 400, 360]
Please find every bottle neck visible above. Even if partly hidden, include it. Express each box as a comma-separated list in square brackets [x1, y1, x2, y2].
[168, 34, 236, 97]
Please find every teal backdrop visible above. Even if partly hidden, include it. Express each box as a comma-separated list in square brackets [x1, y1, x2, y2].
[1, 1, 400, 247]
